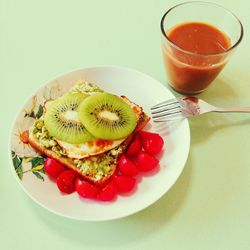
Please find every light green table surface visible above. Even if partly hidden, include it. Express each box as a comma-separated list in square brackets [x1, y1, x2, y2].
[1, 0, 250, 249]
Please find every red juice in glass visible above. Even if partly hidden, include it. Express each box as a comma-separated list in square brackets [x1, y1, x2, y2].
[161, 2, 243, 94]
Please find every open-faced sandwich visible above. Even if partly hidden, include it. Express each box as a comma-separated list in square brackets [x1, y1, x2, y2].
[28, 82, 150, 186]
[28, 81, 164, 201]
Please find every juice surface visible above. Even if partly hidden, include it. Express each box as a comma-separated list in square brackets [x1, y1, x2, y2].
[168, 22, 230, 54]
[163, 22, 231, 94]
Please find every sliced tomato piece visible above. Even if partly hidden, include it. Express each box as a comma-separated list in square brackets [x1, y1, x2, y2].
[56, 170, 78, 194]
[136, 151, 159, 172]
[126, 135, 142, 157]
[75, 178, 100, 199]
[118, 155, 138, 176]
[140, 131, 164, 155]
[113, 175, 136, 193]
[97, 181, 117, 201]
[44, 158, 66, 179]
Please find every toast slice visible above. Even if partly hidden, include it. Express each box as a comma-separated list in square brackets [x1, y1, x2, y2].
[28, 83, 150, 185]
[29, 113, 149, 185]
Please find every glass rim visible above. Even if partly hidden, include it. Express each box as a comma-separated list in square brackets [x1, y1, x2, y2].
[160, 1, 244, 56]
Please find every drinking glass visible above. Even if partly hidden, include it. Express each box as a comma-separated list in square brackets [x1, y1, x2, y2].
[161, 1, 243, 94]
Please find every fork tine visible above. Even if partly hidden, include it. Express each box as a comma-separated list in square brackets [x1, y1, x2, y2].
[153, 117, 183, 122]
[151, 99, 181, 119]
[152, 106, 182, 118]
[151, 97, 180, 110]
[151, 101, 181, 114]
[152, 111, 184, 122]
[151, 97, 185, 122]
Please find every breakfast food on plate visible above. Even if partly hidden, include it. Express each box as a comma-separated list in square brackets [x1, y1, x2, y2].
[28, 82, 149, 184]
[28, 81, 164, 201]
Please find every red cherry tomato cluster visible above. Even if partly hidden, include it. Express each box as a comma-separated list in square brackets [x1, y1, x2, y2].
[124, 130, 164, 172]
[43, 130, 164, 202]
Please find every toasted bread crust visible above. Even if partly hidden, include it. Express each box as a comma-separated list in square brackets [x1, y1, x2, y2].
[28, 132, 121, 185]
[29, 113, 150, 185]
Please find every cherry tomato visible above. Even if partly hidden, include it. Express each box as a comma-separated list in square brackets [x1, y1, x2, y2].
[136, 151, 159, 172]
[75, 178, 100, 199]
[56, 170, 78, 194]
[97, 181, 117, 201]
[113, 175, 136, 193]
[118, 155, 138, 176]
[140, 131, 164, 155]
[126, 135, 142, 156]
[44, 158, 66, 179]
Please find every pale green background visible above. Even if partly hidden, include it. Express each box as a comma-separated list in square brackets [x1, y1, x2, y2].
[1, 0, 250, 249]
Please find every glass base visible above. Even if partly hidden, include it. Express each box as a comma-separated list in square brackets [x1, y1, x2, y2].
[169, 83, 207, 95]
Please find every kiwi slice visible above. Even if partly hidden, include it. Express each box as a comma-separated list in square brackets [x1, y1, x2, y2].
[78, 92, 137, 140]
[44, 93, 94, 144]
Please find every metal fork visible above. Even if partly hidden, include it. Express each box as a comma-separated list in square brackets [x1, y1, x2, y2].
[151, 96, 250, 122]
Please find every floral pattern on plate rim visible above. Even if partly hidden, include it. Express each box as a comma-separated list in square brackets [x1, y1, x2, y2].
[10, 79, 80, 181]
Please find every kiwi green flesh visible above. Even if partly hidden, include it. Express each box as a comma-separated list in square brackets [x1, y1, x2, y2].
[78, 93, 137, 140]
[44, 93, 95, 144]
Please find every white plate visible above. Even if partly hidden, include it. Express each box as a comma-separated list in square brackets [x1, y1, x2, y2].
[9, 66, 190, 221]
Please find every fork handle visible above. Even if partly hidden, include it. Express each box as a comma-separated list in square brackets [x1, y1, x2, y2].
[214, 107, 250, 113]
